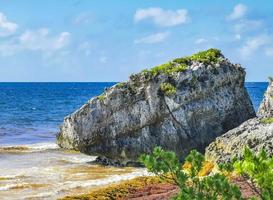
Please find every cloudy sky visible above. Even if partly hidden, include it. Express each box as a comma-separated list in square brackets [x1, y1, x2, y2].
[0, 0, 272, 82]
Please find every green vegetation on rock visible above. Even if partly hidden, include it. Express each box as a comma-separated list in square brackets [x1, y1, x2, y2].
[260, 117, 273, 124]
[174, 48, 221, 65]
[142, 62, 187, 77]
[98, 94, 106, 102]
[141, 48, 222, 77]
[116, 82, 126, 88]
[160, 82, 177, 96]
[186, 48, 221, 64]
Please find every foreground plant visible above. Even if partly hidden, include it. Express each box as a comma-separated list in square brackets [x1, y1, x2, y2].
[220, 147, 273, 200]
[139, 147, 242, 200]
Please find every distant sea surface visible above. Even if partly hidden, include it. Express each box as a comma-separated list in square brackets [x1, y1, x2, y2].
[0, 82, 268, 145]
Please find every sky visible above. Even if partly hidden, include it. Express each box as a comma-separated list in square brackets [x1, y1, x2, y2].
[0, 0, 272, 82]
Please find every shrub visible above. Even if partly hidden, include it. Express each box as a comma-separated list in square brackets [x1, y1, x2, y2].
[260, 117, 273, 124]
[232, 148, 273, 199]
[160, 82, 177, 96]
[217, 147, 273, 200]
[139, 147, 243, 200]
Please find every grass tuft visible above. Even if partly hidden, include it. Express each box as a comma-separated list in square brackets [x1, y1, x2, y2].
[260, 117, 273, 124]
[160, 82, 177, 96]
[98, 94, 106, 102]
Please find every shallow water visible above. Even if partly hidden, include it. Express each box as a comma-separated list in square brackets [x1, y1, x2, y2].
[0, 143, 147, 200]
[0, 82, 268, 199]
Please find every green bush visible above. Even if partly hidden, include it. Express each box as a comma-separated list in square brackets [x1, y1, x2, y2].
[140, 147, 243, 200]
[232, 148, 273, 199]
[160, 82, 177, 96]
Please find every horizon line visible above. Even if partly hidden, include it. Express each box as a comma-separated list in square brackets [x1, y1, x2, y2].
[0, 81, 269, 83]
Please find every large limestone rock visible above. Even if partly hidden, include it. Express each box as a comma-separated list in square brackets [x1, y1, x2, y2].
[57, 49, 255, 163]
[258, 79, 273, 117]
[206, 80, 273, 163]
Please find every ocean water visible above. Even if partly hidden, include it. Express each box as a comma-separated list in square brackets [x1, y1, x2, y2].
[0, 82, 116, 145]
[0, 82, 269, 199]
[0, 82, 268, 146]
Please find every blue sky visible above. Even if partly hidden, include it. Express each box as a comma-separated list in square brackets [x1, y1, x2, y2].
[0, 0, 272, 82]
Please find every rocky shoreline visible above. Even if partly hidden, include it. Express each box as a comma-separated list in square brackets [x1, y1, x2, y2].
[56, 49, 272, 199]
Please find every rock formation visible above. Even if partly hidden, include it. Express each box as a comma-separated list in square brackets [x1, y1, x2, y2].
[258, 78, 273, 117]
[57, 49, 255, 164]
[206, 80, 273, 163]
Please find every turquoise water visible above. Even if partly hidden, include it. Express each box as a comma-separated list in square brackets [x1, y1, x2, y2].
[0, 82, 268, 145]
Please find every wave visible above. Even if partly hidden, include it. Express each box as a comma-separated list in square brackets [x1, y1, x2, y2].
[0, 142, 59, 153]
[24, 169, 150, 199]
[0, 182, 48, 191]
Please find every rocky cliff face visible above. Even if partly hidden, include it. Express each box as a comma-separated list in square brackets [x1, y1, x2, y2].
[57, 49, 255, 163]
[205, 80, 273, 163]
[258, 79, 273, 117]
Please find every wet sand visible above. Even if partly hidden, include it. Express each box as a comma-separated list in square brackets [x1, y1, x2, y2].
[0, 143, 147, 200]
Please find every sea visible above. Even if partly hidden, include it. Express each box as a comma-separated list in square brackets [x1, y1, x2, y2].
[0, 82, 268, 199]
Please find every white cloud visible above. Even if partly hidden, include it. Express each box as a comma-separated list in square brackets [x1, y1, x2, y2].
[0, 12, 18, 37]
[239, 35, 270, 58]
[233, 20, 263, 33]
[227, 4, 247, 21]
[134, 32, 169, 44]
[134, 7, 189, 27]
[0, 28, 70, 56]
[19, 29, 70, 51]
[227, 4, 263, 35]
[195, 38, 207, 44]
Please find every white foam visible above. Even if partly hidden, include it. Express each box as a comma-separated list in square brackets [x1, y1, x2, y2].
[26, 142, 59, 150]
[0, 142, 59, 152]
[0, 183, 27, 191]
[61, 155, 96, 163]
[62, 169, 150, 189]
